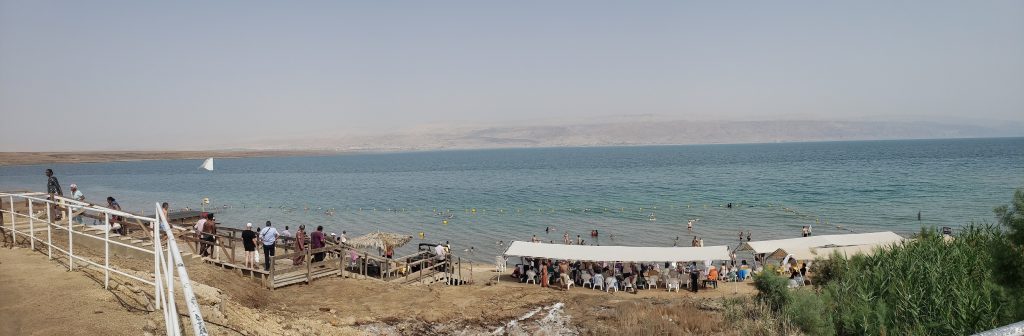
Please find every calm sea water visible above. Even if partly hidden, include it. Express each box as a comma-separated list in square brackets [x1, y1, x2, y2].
[2, 138, 1022, 261]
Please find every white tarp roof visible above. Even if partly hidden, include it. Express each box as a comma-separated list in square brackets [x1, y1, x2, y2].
[738, 231, 904, 255]
[769, 244, 889, 260]
[502, 241, 730, 262]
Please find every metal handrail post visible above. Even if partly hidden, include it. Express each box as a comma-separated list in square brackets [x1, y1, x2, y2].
[46, 200, 52, 260]
[67, 206, 73, 271]
[104, 213, 110, 289]
[8, 196, 14, 243]
[28, 200, 34, 250]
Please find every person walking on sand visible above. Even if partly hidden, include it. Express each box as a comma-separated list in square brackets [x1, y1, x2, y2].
[260, 221, 279, 271]
[242, 223, 258, 269]
[292, 225, 307, 265]
[45, 169, 64, 220]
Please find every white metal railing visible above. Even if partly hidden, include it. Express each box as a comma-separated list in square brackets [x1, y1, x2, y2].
[0, 192, 206, 335]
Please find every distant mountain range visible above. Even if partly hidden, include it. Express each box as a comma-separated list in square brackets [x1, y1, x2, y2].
[252, 119, 1024, 151]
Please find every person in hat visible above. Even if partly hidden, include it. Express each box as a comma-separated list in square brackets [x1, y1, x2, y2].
[242, 223, 258, 269]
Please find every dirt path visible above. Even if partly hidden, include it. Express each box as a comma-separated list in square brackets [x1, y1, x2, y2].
[0, 247, 153, 336]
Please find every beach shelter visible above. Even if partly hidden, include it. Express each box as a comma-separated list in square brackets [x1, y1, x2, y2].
[346, 232, 413, 250]
[502, 241, 730, 262]
[737, 231, 904, 255]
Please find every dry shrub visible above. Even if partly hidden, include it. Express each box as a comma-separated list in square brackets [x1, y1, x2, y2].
[584, 300, 723, 336]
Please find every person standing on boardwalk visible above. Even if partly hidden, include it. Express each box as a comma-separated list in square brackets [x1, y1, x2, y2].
[201, 214, 217, 257]
[259, 221, 279, 271]
[45, 169, 64, 220]
[68, 184, 85, 223]
[242, 223, 257, 269]
[311, 225, 326, 263]
[292, 225, 307, 265]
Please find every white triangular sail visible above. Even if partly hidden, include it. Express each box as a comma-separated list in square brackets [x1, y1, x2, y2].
[199, 158, 214, 171]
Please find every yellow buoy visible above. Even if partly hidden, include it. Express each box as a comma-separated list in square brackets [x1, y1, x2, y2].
[443, 220, 448, 225]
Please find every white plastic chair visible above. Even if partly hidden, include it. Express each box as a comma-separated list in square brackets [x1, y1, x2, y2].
[667, 277, 680, 292]
[526, 270, 537, 284]
[623, 279, 635, 292]
[605, 276, 618, 293]
[593, 274, 605, 291]
[582, 273, 593, 288]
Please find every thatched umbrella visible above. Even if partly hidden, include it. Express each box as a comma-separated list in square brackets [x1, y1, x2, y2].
[346, 231, 413, 250]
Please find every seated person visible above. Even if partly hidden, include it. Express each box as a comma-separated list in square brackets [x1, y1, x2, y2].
[788, 271, 801, 288]
[704, 267, 719, 288]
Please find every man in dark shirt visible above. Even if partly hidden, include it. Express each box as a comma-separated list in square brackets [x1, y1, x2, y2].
[242, 223, 258, 269]
[46, 169, 64, 220]
[311, 225, 325, 263]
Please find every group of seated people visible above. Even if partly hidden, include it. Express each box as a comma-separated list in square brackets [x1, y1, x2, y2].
[510, 258, 760, 292]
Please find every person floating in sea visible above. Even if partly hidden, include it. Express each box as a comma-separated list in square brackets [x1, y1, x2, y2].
[545, 226, 551, 235]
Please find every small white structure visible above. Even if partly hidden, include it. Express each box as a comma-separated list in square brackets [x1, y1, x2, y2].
[739, 231, 905, 261]
[199, 158, 214, 171]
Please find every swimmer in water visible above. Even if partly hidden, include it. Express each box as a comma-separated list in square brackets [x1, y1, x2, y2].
[687, 220, 694, 231]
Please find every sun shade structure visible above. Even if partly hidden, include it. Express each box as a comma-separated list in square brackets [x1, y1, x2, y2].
[502, 241, 730, 262]
[738, 231, 905, 256]
[768, 244, 892, 260]
[346, 232, 413, 250]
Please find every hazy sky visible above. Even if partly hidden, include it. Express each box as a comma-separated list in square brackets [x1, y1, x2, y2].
[1, 1, 1022, 151]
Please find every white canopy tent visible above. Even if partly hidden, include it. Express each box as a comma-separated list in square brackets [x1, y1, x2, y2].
[502, 241, 730, 262]
[740, 231, 905, 259]
[769, 244, 890, 261]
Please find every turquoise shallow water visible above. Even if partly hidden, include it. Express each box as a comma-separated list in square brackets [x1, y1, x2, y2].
[2, 138, 1022, 261]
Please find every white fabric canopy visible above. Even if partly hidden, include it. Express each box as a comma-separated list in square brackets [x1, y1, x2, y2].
[739, 231, 904, 255]
[770, 244, 888, 261]
[502, 241, 729, 262]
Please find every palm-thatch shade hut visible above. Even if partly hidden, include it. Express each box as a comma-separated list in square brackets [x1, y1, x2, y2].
[346, 231, 413, 250]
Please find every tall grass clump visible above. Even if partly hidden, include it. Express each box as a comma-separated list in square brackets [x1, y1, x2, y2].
[826, 225, 1019, 335]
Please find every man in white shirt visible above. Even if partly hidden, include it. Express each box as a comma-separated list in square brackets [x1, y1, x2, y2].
[434, 243, 446, 261]
[259, 221, 280, 271]
[69, 184, 85, 223]
[280, 226, 293, 238]
[340, 231, 347, 243]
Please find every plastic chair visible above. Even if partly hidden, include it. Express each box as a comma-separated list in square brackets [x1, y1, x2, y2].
[605, 277, 618, 293]
[593, 274, 605, 291]
[582, 273, 593, 288]
[666, 277, 680, 292]
[526, 270, 537, 284]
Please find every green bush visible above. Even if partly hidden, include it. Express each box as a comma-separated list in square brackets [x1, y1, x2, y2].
[753, 266, 790, 313]
[785, 290, 835, 336]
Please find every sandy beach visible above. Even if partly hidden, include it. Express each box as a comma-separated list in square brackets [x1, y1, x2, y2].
[0, 150, 335, 167]
[0, 236, 754, 335]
